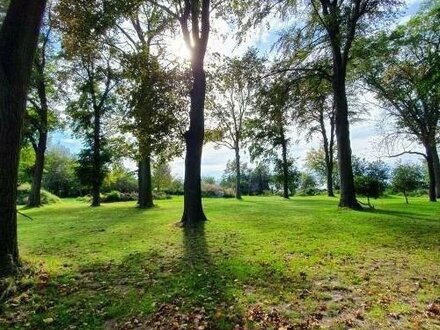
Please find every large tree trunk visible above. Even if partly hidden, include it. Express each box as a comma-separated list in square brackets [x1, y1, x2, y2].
[234, 147, 242, 200]
[138, 154, 154, 209]
[0, 0, 47, 277]
[425, 144, 437, 202]
[91, 106, 101, 207]
[431, 145, 440, 198]
[28, 132, 47, 207]
[281, 136, 289, 199]
[181, 61, 207, 226]
[332, 64, 361, 209]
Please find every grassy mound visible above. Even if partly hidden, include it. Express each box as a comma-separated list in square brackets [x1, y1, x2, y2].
[17, 183, 61, 205]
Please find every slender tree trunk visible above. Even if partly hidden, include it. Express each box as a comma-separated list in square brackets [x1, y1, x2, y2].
[0, 0, 47, 277]
[332, 65, 361, 209]
[181, 61, 207, 226]
[320, 112, 335, 197]
[281, 136, 289, 199]
[234, 147, 242, 200]
[28, 132, 47, 207]
[91, 106, 101, 207]
[425, 144, 437, 202]
[431, 145, 440, 198]
[404, 191, 408, 204]
[28, 67, 49, 207]
[138, 153, 153, 209]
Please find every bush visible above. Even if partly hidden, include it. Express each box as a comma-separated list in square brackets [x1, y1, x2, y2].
[296, 188, 320, 196]
[201, 183, 225, 198]
[101, 191, 138, 203]
[153, 191, 172, 200]
[17, 183, 61, 205]
[76, 195, 92, 203]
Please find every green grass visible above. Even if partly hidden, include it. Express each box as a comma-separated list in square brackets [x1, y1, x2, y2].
[1, 196, 439, 329]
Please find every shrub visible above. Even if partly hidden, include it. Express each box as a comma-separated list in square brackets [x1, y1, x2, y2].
[101, 191, 138, 203]
[153, 191, 172, 200]
[17, 183, 61, 205]
[201, 183, 224, 198]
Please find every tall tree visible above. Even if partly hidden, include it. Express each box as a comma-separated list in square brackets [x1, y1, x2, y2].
[295, 76, 336, 197]
[24, 5, 58, 207]
[359, 3, 440, 201]
[0, 0, 47, 276]
[113, 3, 184, 209]
[209, 49, 263, 199]
[307, 0, 400, 209]
[248, 76, 297, 199]
[147, 0, 212, 226]
[235, 0, 401, 209]
[56, 1, 121, 206]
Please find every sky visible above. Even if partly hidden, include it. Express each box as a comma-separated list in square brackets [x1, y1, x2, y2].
[51, 0, 423, 180]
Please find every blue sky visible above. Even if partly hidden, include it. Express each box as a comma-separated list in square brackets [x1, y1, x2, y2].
[51, 0, 423, 179]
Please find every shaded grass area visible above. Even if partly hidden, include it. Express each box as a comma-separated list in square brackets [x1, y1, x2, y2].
[0, 196, 439, 329]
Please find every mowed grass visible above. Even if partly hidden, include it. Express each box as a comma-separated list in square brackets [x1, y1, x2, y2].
[1, 196, 439, 329]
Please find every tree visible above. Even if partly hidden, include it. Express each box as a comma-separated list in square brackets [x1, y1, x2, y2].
[353, 159, 389, 207]
[0, 0, 47, 276]
[56, 0, 122, 207]
[24, 4, 58, 207]
[146, 0, 213, 226]
[220, 159, 251, 195]
[392, 163, 424, 204]
[43, 145, 83, 197]
[307, 0, 401, 209]
[298, 172, 318, 196]
[295, 77, 336, 197]
[305, 148, 340, 192]
[152, 160, 173, 192]
[111, 2, 183, 209]
[359, 4, 440, 201]
[234, 0, 400, 209]
[248, 76, 296, 199]
[209, 49, 263, 199]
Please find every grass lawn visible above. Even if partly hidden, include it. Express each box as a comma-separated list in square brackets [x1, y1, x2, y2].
[1, 196, 439, 329]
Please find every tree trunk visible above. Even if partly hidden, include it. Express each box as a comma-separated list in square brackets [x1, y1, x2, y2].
[91, 106, 101, 207]
[332, 64, 361, 209]
[425, 144, 437, 202]
[320, 111, 335, 197]
[0, 0, 47, 277]
[281, 136, 289, 199]
[28, 132, 47, 207]
[234, 147, 242, 200]
[404, 191, 408, 204]
[431, 145, 440, 198]
[181, 61, 207, 226]
[28, 64, 49, 207]
[138, 154, 154, 209]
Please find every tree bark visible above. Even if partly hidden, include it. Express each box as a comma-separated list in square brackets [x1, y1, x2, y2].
[181, 60, 207, 226]
[431, 145, 440, 198]
[425, 144, 437, 202]
[281, 135, 289, 199]
[0, 0, 47, 277]
[332, 64, 361, 209]
[234, 147, 242, 200]
[138, 154, 154, 208]
[91, 105, 101, 207]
